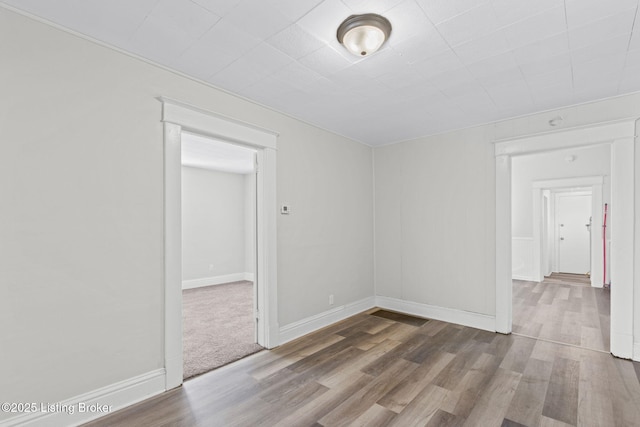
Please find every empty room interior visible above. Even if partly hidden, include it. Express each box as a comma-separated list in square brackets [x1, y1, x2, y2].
[181, 133, 262, 380]
[2, 1, 640, 426]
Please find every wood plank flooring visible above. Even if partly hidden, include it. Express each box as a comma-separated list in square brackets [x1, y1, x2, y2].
[512, 275, 610, 352]
[84, 305, 640, 427]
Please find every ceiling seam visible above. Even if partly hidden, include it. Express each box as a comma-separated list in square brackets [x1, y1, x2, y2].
[127, 0, 160, 42]
[618, 2, 639, 94]
[563, 0, 575, 96]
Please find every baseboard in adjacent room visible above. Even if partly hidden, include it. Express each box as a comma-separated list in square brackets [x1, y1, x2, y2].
[278, 296, 376, 345]
[375, 296, 496, 332]
[182, 272, 253, 290]
[0, 369, 165, 427]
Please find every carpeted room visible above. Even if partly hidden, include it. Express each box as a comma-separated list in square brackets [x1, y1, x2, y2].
[182, 281, 262, 379]
[181, 136, 262, 379]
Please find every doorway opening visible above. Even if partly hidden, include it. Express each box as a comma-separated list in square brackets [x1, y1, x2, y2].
[495, 118, 636, 359]
[180, 132, 262, 380]
[510, 145, 611, 351]
[161, 98, 279, 390]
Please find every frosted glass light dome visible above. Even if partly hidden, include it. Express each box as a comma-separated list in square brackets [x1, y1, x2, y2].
[337, 14, 392, 57]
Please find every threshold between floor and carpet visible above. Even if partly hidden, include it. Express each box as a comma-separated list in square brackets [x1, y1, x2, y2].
[182, 281, 263, 380]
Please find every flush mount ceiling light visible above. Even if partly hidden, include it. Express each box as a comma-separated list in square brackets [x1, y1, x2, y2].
[337, 14, 392, 57]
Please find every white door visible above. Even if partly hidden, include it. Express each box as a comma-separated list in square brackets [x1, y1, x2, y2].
[557, 194, 591, 274]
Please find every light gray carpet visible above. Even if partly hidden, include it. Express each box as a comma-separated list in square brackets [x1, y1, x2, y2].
[183, 281, 263, 380]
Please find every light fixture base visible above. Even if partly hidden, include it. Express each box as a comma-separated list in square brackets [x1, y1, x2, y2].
[337, 14, 392, 57]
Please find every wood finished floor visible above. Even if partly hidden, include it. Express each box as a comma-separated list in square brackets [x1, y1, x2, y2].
[513, 274, 610, 352]
[85, 307, 640, 427]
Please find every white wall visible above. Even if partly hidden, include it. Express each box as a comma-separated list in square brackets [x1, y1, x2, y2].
[512, 237, 534, 281]
[181, 166, 247, 286]
[374, 127, 497, 318]
[277, 124, 374, 325]
[0, 7, 373, 423]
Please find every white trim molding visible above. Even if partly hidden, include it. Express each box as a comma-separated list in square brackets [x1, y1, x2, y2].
[0, 370, 164, 427]
[159, 97, 278, 149]
[495, 153, 512, 334]
[278, 297, 376, 345]
[163, 121, 183, 391]
[278, 297, 497, 346]
[280, 296, 496, 344]
[610, 137, 635, 359]
[160, 98, 279, 391]
[182, 273, 253, 289]
[494, 118, 637, 359]
[494, 120, 635, 155]
[532, 176, 604, 189]
[375, 296, 496, 332]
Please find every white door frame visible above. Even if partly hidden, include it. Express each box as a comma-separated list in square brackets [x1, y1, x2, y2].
[160, 98, 279, 389]
[531, 178, 603, 286]
[542, 191, 551, 277]
[495, 119, 636, 360]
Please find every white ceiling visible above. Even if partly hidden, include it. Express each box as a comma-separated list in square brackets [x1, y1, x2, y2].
[4, 0, 640, 146]
[182, 132, 256, 173]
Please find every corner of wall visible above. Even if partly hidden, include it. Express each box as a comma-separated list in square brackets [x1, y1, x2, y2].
[278, 296, 376, 345]
[375, 296, 496, 333]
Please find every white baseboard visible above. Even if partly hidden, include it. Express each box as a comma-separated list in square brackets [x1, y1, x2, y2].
[512, 275, 533, 281]
[0, 369, 165, 427]
[277, 296, 497, 344]
[182, 272, 253, 289]
[278, 296, 376, 345]
[375, 296, 496, 332]
[633, 342, 640, 362]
